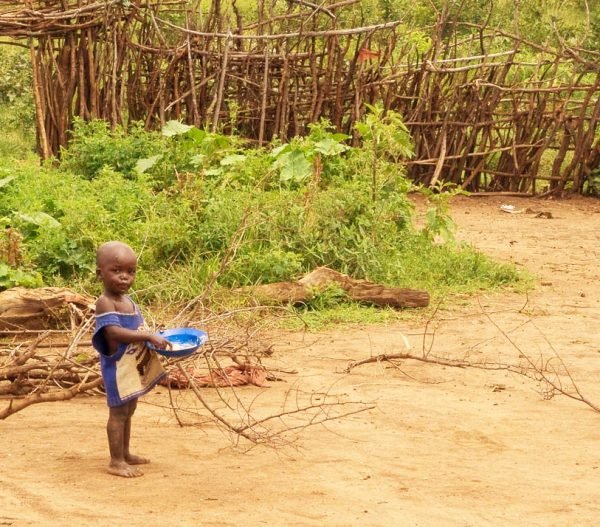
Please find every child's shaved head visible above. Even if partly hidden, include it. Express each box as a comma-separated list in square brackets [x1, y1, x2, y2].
[96, 241, 136, 267]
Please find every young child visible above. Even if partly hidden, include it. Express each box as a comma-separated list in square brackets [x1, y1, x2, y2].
[92, 241, 172, 478]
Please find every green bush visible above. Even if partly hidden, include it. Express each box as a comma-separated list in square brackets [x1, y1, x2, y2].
[0, 109, 526, 306]
[60, 119, 164, 180]
[0, 163, 197, 285]
[0, 47, 35, 158]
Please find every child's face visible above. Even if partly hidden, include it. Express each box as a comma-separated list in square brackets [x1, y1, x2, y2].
[97, 247, 138, 296]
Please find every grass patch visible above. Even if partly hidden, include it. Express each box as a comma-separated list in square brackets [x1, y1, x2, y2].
[0, 116, 529, 317]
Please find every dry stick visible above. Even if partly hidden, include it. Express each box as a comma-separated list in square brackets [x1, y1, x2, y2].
[176, 363, 257, 442]
[117, 14, 133, 128]
[408, 141, 550, 164]
[258, 44, 269, 146]
[344, 351, 523, 374]
[244, 0, 353, 31]
[165, 381, 184, 427]
[0, 375, 103, 420]
[421, 300, 442, 358]
[151, 12, 401, 40]
[237, 400, 374, 437]
[163, 74, 216, 112]
[478, 302, 600, 413]
[176, 364, 373, 445]
[110, 25, 118, 127]
[29, 39, 51, 159]
[185, 13, 198, 125]
[211, 29, 231, 132]
[274, 52, 290, 139]
[429, 127, 447, 188]
[201, 353, 240, 412]
[288, 0, 335, 19]
[0, 361, 57, 381]
[10, 332, 50, 366]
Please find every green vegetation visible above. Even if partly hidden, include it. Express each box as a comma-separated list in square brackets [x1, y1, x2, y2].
[0, 109, 528, 319]
[0, 45, 35, 159]
[213, 0, 599, 52]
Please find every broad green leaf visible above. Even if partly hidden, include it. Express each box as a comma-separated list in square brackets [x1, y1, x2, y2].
[314, 137, 350, 156]
[189, 154, 206, 167]
[331, 133, 351, 142]
[270, 144, 290, 158]
[204, 168, 223, 176]
[0, 176, 15, 189]
[220, 154, 247, 166]
[277, 150, 312, 183]
[187, 127, 207, 143]
[16, 212, 61, 229]
[161, 120, 193, 137]
[135, 154, 162, 174]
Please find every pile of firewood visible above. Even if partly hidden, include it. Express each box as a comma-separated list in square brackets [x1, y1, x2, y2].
[0, 286, 277, 420]
[0, 332, 103, 419]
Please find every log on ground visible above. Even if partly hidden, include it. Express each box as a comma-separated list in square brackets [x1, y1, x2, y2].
[235, 267, 429, 308]
[0, 287, 94, 331]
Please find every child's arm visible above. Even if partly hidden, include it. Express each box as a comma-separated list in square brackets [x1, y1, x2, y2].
[102, 325, 172, 350]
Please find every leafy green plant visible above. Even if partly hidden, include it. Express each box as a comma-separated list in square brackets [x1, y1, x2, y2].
[0, 263, 42, 290]
[418, 182, 468, 242]
[354, 103, 414, 201]
[270, 119, 350, 188]
[60, 119, 164, 179]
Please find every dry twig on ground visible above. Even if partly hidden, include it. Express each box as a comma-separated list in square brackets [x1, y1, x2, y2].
[345, 300, 600, 414]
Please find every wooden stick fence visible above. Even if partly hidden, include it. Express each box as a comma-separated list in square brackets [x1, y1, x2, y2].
[0, 1, 598, 194]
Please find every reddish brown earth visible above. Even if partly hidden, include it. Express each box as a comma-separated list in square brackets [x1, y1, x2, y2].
[1, 195, 600, 527]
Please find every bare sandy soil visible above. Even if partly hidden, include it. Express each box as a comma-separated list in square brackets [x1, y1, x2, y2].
[2, 195, 600, 527]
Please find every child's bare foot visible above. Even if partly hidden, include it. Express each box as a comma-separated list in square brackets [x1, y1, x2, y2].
[108, 461, 144, 478]
[125, 454, 150, 465]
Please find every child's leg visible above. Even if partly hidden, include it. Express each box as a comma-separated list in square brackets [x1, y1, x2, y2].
[106, 402, 143, 477]
[123, 399, 150, 466]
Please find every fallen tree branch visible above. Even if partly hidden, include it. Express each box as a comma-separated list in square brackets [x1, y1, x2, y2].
[344, 351, 527, 374]
[0, 287, 94, 331]
[0, 375, 103, 420]
[478, 301, 600, 413]
[236, 266, 430, 308]
[175, 363, 374, 447]
[345, 301, 600, 415]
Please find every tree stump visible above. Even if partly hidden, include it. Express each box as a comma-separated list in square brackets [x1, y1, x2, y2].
[236, 266, 429, 308]
[0, 287, 94, 331]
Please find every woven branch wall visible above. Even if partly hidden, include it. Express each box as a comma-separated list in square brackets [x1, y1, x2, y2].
[1, 0, 599, 195]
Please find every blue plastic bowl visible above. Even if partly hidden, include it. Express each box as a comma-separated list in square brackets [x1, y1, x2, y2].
[148, 327, 208, 357]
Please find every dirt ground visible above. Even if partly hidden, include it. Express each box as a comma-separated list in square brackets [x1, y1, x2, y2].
[2, 195, 600, 527]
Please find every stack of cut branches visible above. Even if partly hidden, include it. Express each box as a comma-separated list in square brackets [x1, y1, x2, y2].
[0, 313, 274, 420]
[0, 322, 102, 419]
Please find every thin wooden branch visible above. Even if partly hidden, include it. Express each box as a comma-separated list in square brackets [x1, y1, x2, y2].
[0, 375, 103, 420]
